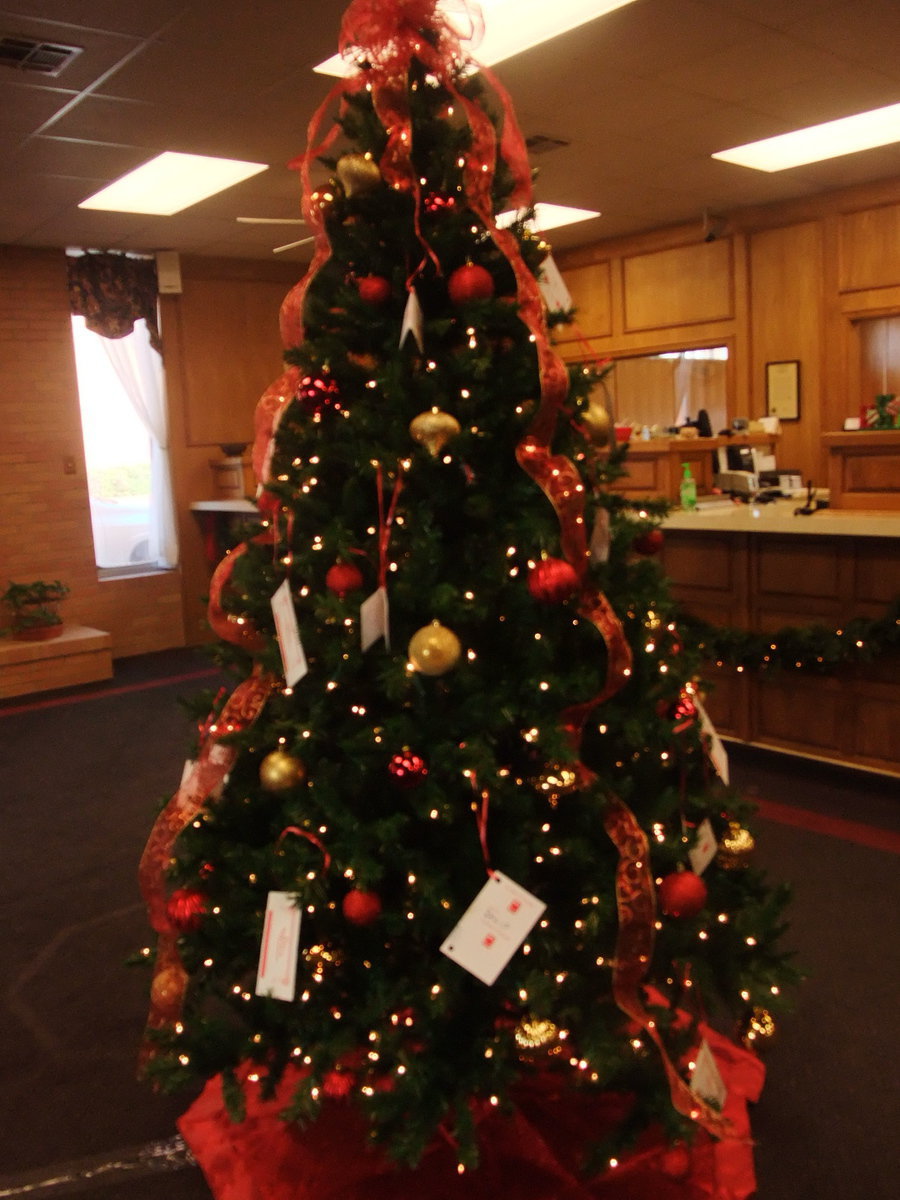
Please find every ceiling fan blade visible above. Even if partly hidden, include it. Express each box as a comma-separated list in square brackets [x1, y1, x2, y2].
[273, 236, 315, 253]
[236, 216, 306, 225]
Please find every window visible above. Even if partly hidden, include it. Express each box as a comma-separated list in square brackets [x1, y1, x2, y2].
[67, 248, 178, 572]
[71, 316, 154, 569]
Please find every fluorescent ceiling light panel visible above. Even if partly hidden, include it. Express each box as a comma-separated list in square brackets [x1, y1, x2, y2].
[713, 102, 900, 173]
[498, 202, 600, 231]
[315, 0, 637, 75]
[79, 152, 268, 215]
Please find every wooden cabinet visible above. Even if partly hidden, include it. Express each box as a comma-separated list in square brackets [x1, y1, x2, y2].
[660, 515, 900, 775]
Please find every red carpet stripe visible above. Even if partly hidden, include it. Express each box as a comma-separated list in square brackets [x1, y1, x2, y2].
[755, 796, 900, 855]
[0, 669, 219, 717]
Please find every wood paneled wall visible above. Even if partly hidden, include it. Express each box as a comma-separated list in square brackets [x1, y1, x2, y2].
[162, 256, 298, 644]
[556, 176, 900, 487]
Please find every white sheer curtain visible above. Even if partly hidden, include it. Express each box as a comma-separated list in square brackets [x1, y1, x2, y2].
[100, 318, 179, 568]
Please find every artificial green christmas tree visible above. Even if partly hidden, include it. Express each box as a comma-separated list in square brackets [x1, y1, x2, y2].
[139, 2, 795, 1193]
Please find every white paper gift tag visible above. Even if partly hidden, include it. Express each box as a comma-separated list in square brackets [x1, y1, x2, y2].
[538, 254, 572, 313]
[399, 288, 424, 352]
[361, 586, 390, 651]
[691, 1038, 727, 1109]
[271, 578, 308, 687]
[688, 817, 718, 876]
[695, 696, 729, 785]
[255, 891, 302, 1002]
[590, 507, 611, 563]
[440, 870, 546, 986]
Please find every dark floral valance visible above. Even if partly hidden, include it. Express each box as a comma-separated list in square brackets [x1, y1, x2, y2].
[67, 251, 161, 353]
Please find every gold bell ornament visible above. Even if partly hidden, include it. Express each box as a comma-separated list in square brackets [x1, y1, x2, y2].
[580, 395, 612, 444]
[408, 621, 461, 676]
[409, 408, 461, 457]
[336, 152, 383, 198]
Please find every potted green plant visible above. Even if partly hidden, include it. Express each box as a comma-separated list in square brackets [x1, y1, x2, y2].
[2, 579, 70, 641]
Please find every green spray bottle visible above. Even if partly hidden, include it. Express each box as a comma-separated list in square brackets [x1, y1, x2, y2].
[680, 462, 697, 510]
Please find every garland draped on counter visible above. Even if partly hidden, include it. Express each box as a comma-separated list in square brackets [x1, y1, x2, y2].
[680, 598, 900, 674]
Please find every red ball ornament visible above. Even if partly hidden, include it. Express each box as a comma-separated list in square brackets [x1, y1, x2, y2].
[660, 1145, 692, 1180]
[166, 887, 206, 932]
[388, 751, 428, 788]
[356, 275, 391, 304]
[448, 262, 494, 305]
[527, 557, 580, 604]
[326, 561, 364, 597]
[298, 372, 342, 417]
[633, 528, 664, 556]
[658, 870, 708, 918]
[342, 888, 382, 926]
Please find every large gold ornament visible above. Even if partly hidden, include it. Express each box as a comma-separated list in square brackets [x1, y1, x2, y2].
[514, 1016, 562, 1061]
[408, 621, 461, 675]
[259, 749, 307, 792]
[409, 408, 461, 457]
[580, 395, 612, 444]
[717, 821, 756, 870]
[739, 1005, 777, 1050]
[534, 763, 580, 804]
[150, 963, 188, 1019]
[336, 152, 382, 198]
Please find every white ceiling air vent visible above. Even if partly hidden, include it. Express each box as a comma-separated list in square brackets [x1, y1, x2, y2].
[0, 36, 83, 76]
[525, 134, 571, 155]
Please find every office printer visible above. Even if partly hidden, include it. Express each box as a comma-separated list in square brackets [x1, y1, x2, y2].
[714, 443, 759, 495]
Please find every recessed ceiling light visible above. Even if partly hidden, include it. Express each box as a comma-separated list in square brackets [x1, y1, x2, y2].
[498, 202, 600, 231]
[314, 0, 637, 76]
[79, 152, 268, 216]
[713, 102, 900, 173]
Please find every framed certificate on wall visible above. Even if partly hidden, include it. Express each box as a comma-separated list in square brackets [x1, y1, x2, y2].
[766, 360, 800, 421]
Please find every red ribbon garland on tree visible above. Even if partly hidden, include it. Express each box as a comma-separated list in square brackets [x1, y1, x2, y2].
[138, 669, 276, 1068]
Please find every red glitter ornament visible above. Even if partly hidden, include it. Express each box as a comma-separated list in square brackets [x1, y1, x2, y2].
[668, 688, 698, 733]
[658, 870, 708, 918]
[356, 275, 391, 304]
[342, 889, 382, 926]
[166, 887, 206, 932]
[448, 262, 494, 305]
[325, 562, 364, 597]
[322, 1069, 355, 1099]
[424, 191, 456, 215]
[633, 528, 664, 556]
[527, 557, 579, 604]
[298, 373, 342, 418]
[388, 751, 428, 788]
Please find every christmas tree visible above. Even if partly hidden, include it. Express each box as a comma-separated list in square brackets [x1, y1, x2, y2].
[139, 0, 795, 1191]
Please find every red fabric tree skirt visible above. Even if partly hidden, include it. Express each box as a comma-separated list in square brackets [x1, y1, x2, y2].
[179, 1026, 764, 1200]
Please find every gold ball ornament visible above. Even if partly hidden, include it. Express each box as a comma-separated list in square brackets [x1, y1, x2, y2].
[336, 152, 382, 198]
[580, 397, 612, 444]
[740, 1005, 777, 1051]
[259, 749, 307, 792]
[514, 1016, 562, 1061]
[534, 763, 580, 804]
[408, 621, 461, 676]
[150, 963, 188, 1019]
[717, 821, 756, 870]
[409, 409, 461, 457]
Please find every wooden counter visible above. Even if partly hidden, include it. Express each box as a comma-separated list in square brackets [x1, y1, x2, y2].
[614, 433, 776, 502]
[822, 429, 900, 510]
[659, 501, 900, 775]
